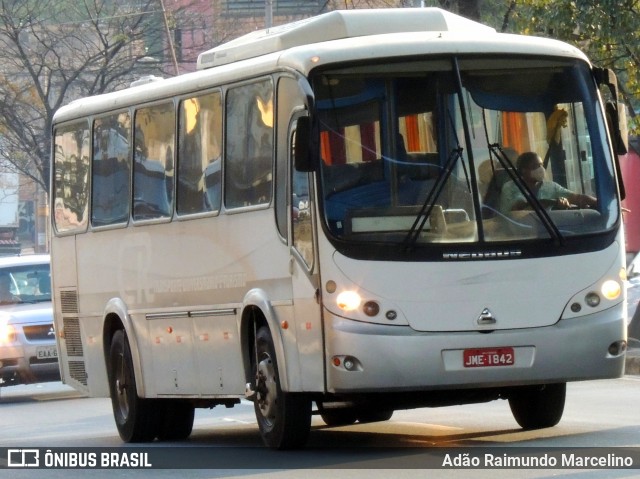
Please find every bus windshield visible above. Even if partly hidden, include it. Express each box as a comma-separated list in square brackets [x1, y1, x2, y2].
[315, 57, 618, 253]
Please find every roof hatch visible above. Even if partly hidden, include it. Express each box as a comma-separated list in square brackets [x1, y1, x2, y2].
[197, 8, 495, 70]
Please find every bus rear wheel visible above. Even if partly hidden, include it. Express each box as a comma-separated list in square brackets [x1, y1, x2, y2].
[508, 383, 566, 430]
[108, 330, 159, 442]
[253, 326, 311, 449]
[157, 400, 195, 441]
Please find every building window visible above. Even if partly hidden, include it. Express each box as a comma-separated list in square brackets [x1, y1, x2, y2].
[221, 0, 323, 17]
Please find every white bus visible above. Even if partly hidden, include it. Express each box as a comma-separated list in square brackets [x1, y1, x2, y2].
[51, 8, 629, 449]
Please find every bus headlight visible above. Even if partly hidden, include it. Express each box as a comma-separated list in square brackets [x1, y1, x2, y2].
[601, 279, 621, 301]
[336, 291, 361, 312]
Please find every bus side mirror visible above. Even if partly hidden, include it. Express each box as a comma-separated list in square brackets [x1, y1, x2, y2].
[594, 67, 628, 200]
[594, 67, 628, 156]
[294, 116, 316, 172]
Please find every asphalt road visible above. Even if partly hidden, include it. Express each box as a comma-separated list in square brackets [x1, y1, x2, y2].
[1, 373, 639, 479]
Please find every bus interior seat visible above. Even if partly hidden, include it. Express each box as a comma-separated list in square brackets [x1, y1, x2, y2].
[323, 160, 385, 195]
[399, 152, 440, 181]
[481, 164, 510, 218]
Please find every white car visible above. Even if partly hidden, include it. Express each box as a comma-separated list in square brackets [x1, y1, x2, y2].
[0, 254, 59, 386]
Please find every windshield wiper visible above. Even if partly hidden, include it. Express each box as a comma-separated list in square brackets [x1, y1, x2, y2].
[403, 145, 464, 249]
[488, 143, 564, 245]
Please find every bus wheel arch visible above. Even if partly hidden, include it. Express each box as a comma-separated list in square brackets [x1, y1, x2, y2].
[252, 324, 311, 449]
[108, 329, 159, 442]
[240, 290, 289, 392]
[239, 295, 312, 449]
[102, 313, 124, 370]
[102, 299, 146, 398]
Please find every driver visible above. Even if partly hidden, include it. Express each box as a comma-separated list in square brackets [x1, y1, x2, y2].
[498, 152, 597, 213]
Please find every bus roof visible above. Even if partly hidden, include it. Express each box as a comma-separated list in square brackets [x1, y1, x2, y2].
[197, 8, 495, 70]
[53, 8, 588, 125]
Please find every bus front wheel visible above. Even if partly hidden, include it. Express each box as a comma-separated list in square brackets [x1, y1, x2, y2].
[508, 382, 566, 430]
[253, 326, 311, 449]
[108, 330, 158, 442]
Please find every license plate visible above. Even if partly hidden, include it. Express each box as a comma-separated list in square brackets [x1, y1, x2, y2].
[36, 346, 58, 360]
[463, 347, 514, 368]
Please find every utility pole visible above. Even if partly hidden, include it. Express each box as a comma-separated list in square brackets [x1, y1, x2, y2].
[159, 0, 180, 76]
[265, 0, 273, 30]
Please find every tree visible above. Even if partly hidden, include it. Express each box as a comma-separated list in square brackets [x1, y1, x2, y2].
[506, 0, 640, 132]
[0, 0, 173, 194]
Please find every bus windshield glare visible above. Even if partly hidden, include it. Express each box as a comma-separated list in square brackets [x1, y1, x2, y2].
[315, 57, 618, 251]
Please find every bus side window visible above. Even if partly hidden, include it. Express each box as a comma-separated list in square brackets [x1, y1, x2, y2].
[92, 112, 131, 226]
[53, 122, 90, 234]
[292, 141, 313, 268]
[225, 79, 274, 209]
[133, 103, 175, 220]
[177, 92, 222, 215]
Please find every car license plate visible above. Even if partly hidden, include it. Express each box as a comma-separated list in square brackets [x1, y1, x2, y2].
[463, 347, 514, 368]
[36, 346, 58, 360]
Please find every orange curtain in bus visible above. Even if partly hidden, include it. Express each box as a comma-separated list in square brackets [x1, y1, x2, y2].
[320, 129, 346, 165]
[404, 115, 420, 151]
[502, 112, 530, 156]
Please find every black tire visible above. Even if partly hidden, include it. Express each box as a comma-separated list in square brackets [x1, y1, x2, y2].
[357, 409, 394, 424]
[108, 330, 158, 442]
[320, 407, 358, 427]
[509, 383, 566, 430]
[253, 326, 311, 449]
[157, 400, 195, 441]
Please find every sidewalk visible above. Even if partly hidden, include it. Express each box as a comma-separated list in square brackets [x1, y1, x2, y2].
[625, 338, 640, 376]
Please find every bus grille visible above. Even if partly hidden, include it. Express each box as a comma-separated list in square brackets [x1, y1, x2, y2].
[68, 360, 88, 386]
[63, 317, 84, 357]
[60, 290, 78, 314]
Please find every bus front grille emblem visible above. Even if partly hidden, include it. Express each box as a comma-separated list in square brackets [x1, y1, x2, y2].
[477, 308, 497, 325]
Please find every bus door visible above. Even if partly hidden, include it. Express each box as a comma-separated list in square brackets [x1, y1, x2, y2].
[289, 116, 324, 391]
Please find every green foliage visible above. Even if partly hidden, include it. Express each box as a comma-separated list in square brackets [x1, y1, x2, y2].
[508, 0, 640, 133]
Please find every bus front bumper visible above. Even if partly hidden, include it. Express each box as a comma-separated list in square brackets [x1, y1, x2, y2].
[324, 306, 626, 394]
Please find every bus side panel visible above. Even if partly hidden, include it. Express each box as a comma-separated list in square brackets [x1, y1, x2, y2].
[72, 211, 296, 399]
[192, 312, 245, 395]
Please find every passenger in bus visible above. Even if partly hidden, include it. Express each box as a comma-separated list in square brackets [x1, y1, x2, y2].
[498, 152, 597, 213]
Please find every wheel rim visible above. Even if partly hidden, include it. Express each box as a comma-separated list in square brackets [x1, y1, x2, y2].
[255, 353, 278, 426]
[114, 352, 130, 420]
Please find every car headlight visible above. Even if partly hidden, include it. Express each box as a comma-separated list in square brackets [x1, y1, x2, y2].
[0, 320, 16, 344]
